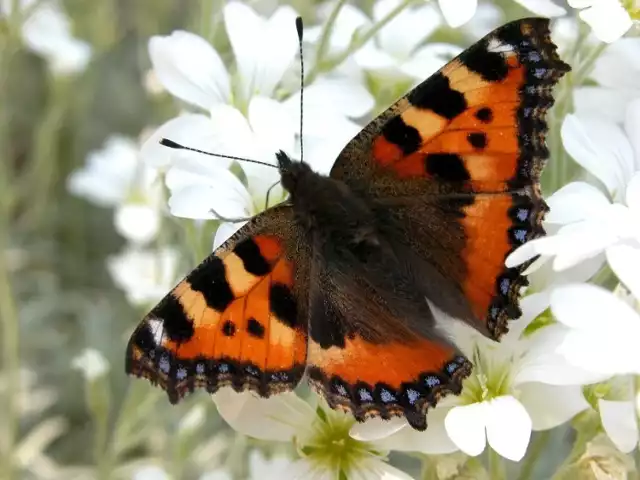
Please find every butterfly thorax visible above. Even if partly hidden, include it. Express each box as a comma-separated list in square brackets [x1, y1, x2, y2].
[277, 151, 381, 256]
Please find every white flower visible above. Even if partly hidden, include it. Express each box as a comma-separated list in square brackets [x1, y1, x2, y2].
[107, 247, 180, 306]
[71, 348, 110, 380]
[598, 379, 640, 453]
[574, 38, 640, 123]
[438, 0, 565, 28]
[142, 2, 372, 240]
[437, 0, 478, 27]
[334, 295, 595, 462]
[68, 136, 162, 244]
[353, 0, 462, 81]
[506, 100, 640, 274]
[1, 0, 91, 74]
[568, 0, 634, 43]
[428, 296, 592, 461]
[213, 389, 413, 479]
[550, 284, 640, 377]
[132, 465, 170, 480]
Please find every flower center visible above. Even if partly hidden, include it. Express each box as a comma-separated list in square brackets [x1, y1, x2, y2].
[458, 347, 513, 404]
[298, 406, 383, 475]
[622, 0, 640, 18]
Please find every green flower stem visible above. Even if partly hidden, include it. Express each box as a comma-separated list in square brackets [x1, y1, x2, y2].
[0, 27, 21, 480]
[634, 376, 640, 467]
[84, 375, 112, 480]
[550, 412, 600, 480]
[310, 0, 348, 79]
[0, 223, 20, 480]
[516, 431, 551, 480]
[306, 0, 421, 85]
[488, 447, 506, 480]
[18, 78, 71, 232]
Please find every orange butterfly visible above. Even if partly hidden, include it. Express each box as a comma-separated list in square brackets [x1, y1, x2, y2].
[126, 18, 570, 431]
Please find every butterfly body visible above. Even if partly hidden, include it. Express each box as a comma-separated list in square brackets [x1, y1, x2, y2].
[126, 18, 570, 431]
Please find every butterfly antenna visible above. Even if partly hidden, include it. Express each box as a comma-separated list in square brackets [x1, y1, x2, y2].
[296, 16, 304, 164]
[159, 138, 278, 169]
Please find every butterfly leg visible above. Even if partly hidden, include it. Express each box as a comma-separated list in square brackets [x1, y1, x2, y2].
[264, 180, 281, 210]
[209, 208, 253, 223]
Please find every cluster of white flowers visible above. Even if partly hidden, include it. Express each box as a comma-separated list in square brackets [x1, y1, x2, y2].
[1, 0, 91, 74]
[62, 0, 640, 478]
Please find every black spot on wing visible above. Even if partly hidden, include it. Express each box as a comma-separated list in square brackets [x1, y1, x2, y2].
[233, 238, 271, 276]
[247, 317, 265, 339]
[130, 321, 157, 353]
[382, 116, 422, 155]
[407, 72, 467, 120]
[475, 107, 493, 123]
[309, 292, 346, 349]
[222, 320, 236, 337]
[425, 153, 470, 183]
[188, 256, 234, 312]
[467, 132, 487, 149]
[460, 43, 509, 82]
[154, 295, 194, 342]
[269, 283, 298, 328]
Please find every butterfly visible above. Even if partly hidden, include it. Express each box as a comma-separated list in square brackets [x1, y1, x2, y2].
[126, 18, 570, 431]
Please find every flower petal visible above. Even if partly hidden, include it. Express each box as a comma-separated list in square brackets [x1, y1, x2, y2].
[599, 399, 639, 453]
[545, 181, 610, 224]
[551, 283, 640, 333]
[140, 114, 223, 169]
[561, 114, 634, 198]
[213, 222, 244, 251]
[438, 0, 477, 27]
[625, 172, 640, 213]
[149, 31, 230, 109]
[248, 96, 296, 157]
[516, 325, 611, 385]
[512, 0, 566, 16]
[213, 389, 315, 441]
[550, 284, 640, 375]
[626, 99, 640, 169]
[577, 0, 632, 43]
[375, 407, 458, 454]
[485, 396, 532, 461]
[375, 0, 441, 58]
[400, 43, 462, 80]
[503, 291, 550, 342]
[445, 402, 488, 456]
[114, 204, 160, 244]
[284, 459, 335, 480]
[574, 86, 634, 124]
[607, 244, 640, 301]
[224, 2, 298, 101]
[352, 457, 415, 480]
[518, 383, 588, 431]
[349, 417, 407, 442]
[290, 78, 374, 119]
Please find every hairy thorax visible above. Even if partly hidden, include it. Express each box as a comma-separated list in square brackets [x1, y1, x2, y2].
[280, 160, 382, 258]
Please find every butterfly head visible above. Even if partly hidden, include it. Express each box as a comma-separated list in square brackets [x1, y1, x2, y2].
[276, 150, 313, 195]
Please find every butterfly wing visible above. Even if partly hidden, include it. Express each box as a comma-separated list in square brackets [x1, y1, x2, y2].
[126, 205, 311, 402]
[331, 18, 570, 339]
[305, 253, 471, 430]
[304, 18, 568, 429]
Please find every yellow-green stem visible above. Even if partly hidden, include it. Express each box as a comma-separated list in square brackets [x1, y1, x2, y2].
[488, 447, 506, 480]
[517, 431, 551, 480]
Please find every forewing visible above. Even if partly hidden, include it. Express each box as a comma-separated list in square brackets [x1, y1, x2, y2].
[330, 18, 570, 339]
